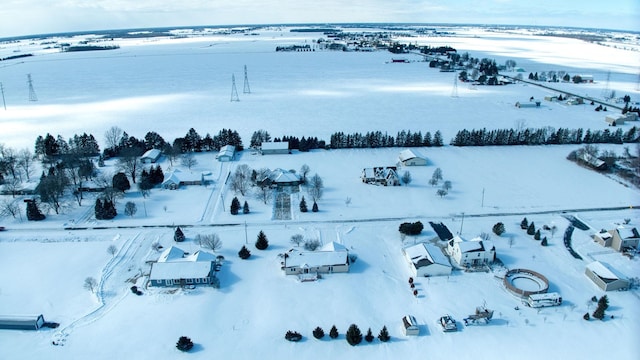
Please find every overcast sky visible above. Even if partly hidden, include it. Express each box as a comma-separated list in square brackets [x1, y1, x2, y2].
[2, 0, 638, 38]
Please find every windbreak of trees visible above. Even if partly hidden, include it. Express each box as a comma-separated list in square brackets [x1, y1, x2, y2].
[330, 130, 443, 149]
[451, 126, 639, 146]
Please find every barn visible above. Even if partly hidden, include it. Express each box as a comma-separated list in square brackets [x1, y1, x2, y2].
[140, 149, 162, 164]
[0, 314, 45, 330]
[398, 149, 428, 166]
[216, 145, 236, 162]
[260, 141, 289, 155]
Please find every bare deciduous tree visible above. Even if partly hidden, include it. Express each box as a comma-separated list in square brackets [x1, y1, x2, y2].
[0, 198, 21, 219]
[307, 173, 324, 202]
[196, 233, 222, 252]
[107, 244, 117, 257]
[290, 234, 304, 247]
[104, 126, 123, 151]
[84, 277, 98, 293]
[124, 201, 137, 217]
[180, 153, 198, 170]
[230, 164, 252, 196]
[17, 148, 34, 181]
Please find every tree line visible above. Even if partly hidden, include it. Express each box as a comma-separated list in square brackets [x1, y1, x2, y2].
[329, 130, 444, 149]
[451, 126, 639, 147]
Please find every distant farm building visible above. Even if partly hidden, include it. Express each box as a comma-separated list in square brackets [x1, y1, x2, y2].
[149, 246, 217, 287]
[515, 100, 541, 108]
[402, 315, 420, 336]
[361, 166, 400, 186]
[403, 243, 452, 277]
[216, 145, 236, 162]
[140, 149, 162, 164]
[593, 227, 640, 252]
[398, 149, 428, 166]
[0, 314, 45, 330]
[447, 236, 496, 268]
[584, 261, 629, 291]
[281, 241, 350, 275]
[578, 152, 607, 171]
[260, 141, 290, 155]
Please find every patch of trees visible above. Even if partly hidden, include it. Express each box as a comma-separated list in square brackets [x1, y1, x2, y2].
[330, 129, 443, 149]
[94, 198, 117, 220]
[274, 135, 325, 152]
[451, 126, 638, 147]
[0, 53, 33, 61]
[64, 45, 120, 52]
[420, 45, 456, 55]
[399, 221, 424, 235]
[25, 199, 45, 221]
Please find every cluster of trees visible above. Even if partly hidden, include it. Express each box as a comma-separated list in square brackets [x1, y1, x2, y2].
[230, 196, 250, 215]
[94, 198, 117, 220]
[451, 126, 639, 147]
[35, 133, 100, 158]
[309, 324, 390, 344]
[330, 129, 443, 149]
[138, 165, 164, 197]
[249, 130, 325, 151]
[399, 221, 424, 236]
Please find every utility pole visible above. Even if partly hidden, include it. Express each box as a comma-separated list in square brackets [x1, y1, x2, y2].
[451, 72, 458, 98]
[0, 82, 6, 110]
[244, 221, 248, 244]
[27, 74, 38, 102]
[230, 74, 240, 102]
[459, 212, 465, 235]
[243, 65, 251, 94]
[481, 188, 485, 207]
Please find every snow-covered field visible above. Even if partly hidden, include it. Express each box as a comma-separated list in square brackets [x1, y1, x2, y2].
[0, 26, 639, 359]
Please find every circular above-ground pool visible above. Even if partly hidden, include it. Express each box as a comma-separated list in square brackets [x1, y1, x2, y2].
[503, 268, 550, 298]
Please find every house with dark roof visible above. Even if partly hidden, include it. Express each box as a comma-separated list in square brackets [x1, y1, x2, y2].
[361, 166, 400, 186]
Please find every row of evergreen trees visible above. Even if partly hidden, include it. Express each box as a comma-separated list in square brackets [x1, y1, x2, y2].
[274, 135, 325, 152]
[451, 126, 638, 146]
[95, 198, 117, 220]
[329, 130, 444, 149]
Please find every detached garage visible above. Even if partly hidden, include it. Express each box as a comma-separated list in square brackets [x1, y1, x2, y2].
[403, 243, 452, 277]
[0, 314, 45, 330]
[585, 261, 629, 291]
[398, 149, 428, 166]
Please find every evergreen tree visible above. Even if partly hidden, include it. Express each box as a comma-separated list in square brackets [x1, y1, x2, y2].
[527, 222, 536, 235]
[520, 217, 529, 229]
[329, 325, 339, 339]
[433, 131, 444, 146]
[299, 196, 308, 213]
[534, 229, 541, 240]
[174, 226, 185, 242]
[312, 326, 325, 339]
[238, 245, 251, 259]
[230, 196, 241, 215]
[94, 198, 104, 220]
[26, 200, 45, 221]
[592, 295, 609, 320]
[103, 200, 117, 219]
[378, 326, 390, 342]
[176, 336, 194, 352]
[345, 324, 363, 346]
[112, 172, 130, 192]
[364, 328, 374, 343]
[312, 201, 319, 212]
[243, 201, 250, 214]
[541, 237, 548, 246]
[255, 230, 269, 250]
[492, 222, 505, 236]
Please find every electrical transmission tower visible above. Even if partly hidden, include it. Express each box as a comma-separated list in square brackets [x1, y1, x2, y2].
[230, 74, 240, 102]
[0, 83, 6, 110]
[27, 74, 38, 102]
[243, 65, 251, 94]
[451, 72, 459, 98]
[601, 71, 611, 100]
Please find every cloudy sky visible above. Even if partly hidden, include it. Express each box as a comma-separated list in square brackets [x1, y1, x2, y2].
[2, 0, 638, 37]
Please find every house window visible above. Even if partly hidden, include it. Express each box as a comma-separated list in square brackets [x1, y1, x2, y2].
[186, 279, 193, 284]
[195, 278, 200, 283]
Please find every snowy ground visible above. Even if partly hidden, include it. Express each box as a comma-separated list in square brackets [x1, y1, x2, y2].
[0, 26, 639, 359]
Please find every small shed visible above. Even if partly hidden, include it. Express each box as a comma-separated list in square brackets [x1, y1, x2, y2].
[260, 142, 289, 155]
[0, 314, 45, 330]
[140, 149, 162, 164]
[585, 261, 629, 291]
[216, 145, 236, 162]
[605, 114, 625, 126]
[402, 315, 420, 336]
[398, 149, 428, 166]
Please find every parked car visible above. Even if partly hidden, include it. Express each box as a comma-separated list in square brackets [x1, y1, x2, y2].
[439, 315, 457, 332]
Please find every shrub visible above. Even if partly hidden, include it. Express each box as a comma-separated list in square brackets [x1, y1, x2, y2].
[527, 222, 536, 235]
[312, 326, 325, 339]
[285, 330, 302, 342]
[312, 201, 318, 212]
[378, 326, 390, 342]
[243, 201, 250, 214]
[300, 196, 308, 213]
[238, 245, 251, 259]
[541, 237, 548, 246]
[364, 328, 374, 343]
[329, 325, 339, 339]
[583, 312, 590, 320]
[130, 286, 138, 294]
[520, 217, 529, 230]
[174, 227, 185, 242]
[255, 230, 269, 250]
[492, 222, 505, 236]
[534, 229, 541, 240]
[399, 221, 424, 236]
[176, 336, 194, 352]
[592, 295, 609, 320]
[346, 324, 363, 346]
[304, 239, 321, 251]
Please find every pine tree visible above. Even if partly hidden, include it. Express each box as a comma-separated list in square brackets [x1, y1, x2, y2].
[174, 226, 185, 242]
[255, 230, 269, 250]
[520, 217, 528, 229]
[345, 324, 363, 346]
[312, 201, 318, 212]
[299, 196, 308, 213]
[492, 222, 505, 236]
[541, 237, 548, 246]
[364, 328, 374, 342]
[329, 325, 339, 339]
[26, 200, 45, 221]
[238, 245, 251, 259]
[592, 295, 609, 320]
[527, 222, 536, 235]
[312, 326, 325, 339]
[176, 336, 194, 352]
[103, 200, 117, 219]
[230, 196, 241, 215]
[534, 229, 541, 240]
[243, 201, 250, 214]
[378, 326, 390, 342]
[94, 199, 104, 220]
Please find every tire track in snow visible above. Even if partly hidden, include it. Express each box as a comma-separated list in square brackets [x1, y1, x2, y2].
[52, 232, 143, 345]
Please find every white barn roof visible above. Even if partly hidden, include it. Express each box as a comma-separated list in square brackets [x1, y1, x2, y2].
[404, 243, 450, 267]
[261, 142, 289, 150]
[586, 261, 624, 281]
[398, 149, 426, 162]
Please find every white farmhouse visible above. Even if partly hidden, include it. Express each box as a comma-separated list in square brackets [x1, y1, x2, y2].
[403, 243, 452, 277]
[447, 236, 495, 268]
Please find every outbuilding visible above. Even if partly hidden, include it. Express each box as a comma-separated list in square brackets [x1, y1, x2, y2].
[403, 243, 452, 277]
[585, 261, 629, 291]
[260, 141, 289, 155]
[140, 149, 162, 164]
[216, 145, 236, 162]
[0, 314, 45, 330]
[398, 149, 428, 166]
[402, 315, 420, 336]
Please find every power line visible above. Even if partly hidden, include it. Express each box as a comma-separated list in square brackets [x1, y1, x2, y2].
[0, 82, 6, 110]
[230, 74, 239, 102]
[27, 74, 38, 101]
[243, 65, 251, 94]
